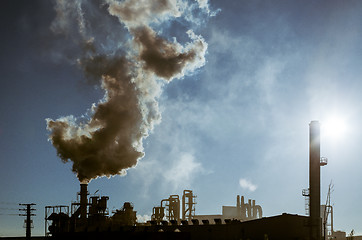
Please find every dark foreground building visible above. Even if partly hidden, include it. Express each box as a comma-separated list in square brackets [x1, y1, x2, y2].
[44, 183, 310, 240]
[50, 213, 309, 240]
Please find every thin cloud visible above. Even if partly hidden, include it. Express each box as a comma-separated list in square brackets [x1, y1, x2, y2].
[163, 152, 204, 190]
[239, 178, 257, 192]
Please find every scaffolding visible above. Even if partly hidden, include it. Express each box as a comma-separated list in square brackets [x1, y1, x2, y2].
[182, 190, 196, 221]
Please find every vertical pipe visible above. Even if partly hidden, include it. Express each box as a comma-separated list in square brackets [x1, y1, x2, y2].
[182, 191, 186, 220]
[252, 200, 257, 218]
[80, 184, 88, 225]
[309, 121, 321, 240]
[188, 192, 193, 220]
[244, 199, 252, 220]
[240, 196, 246, 219]
[237, 195, 240, 219]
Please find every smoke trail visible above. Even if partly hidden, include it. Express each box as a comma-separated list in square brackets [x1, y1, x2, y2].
[46, 0, 210, 182]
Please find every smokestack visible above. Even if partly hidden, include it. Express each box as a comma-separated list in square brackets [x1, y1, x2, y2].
[80, 183, 88, 224]
[309, 121, 321, 240]
[240, 196, 246, 219]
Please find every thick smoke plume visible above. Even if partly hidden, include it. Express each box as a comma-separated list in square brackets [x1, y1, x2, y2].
[46, 0, 209, 182]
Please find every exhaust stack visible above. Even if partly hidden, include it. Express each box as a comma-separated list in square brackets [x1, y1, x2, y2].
[309, 121, 321, 240]
[80, 183, 88, 224]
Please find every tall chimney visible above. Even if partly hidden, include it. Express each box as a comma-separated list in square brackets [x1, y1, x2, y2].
[240, 196, 246, 219]
[80, 183, 88, 225]
[309, 121, 321, 240]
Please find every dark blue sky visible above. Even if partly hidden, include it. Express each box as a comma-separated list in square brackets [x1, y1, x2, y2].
[1, 0, 362, 237]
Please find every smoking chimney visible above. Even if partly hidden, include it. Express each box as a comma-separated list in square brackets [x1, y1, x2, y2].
[80, 183, 88, 225]
[309, 121, 321, 240]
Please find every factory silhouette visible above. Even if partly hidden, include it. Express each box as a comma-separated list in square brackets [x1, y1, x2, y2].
[6, 4, 353, 239]
[1, 1, 359, 239]
[39, 2, 320, 238]
[36, 121, 348, 240]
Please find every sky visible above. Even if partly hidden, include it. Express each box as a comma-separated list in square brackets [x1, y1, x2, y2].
[1, 0, 362, 237]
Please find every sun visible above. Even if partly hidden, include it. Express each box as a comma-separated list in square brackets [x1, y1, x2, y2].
[322, 116, 348, 139]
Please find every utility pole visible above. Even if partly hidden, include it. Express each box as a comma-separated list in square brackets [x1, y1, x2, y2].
[19, 203, 36, 240]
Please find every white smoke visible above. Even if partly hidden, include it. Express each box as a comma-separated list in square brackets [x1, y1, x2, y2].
[106, 0, 182, 28]
[137, 214, 151, 223]
[163, 153, 204, 189]
[46, 0, 212, 182]
[51, 0, 86, 37]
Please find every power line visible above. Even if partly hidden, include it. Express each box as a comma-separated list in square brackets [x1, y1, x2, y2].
[0, 206, 19, 215]
[0, 201, 18, 205]
[0, 207, 19, 210]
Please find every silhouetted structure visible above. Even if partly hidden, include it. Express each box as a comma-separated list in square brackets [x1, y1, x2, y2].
[309, 121, 327, 240]
[182, 190, 196, 221]
[193, 195, 262, 223]
[45, 205, 69, 236]
[45, 184, 270, 239]
[44, 121, 346, 240]
[19, 203, 36, 240]
[48, 213, 310, 240]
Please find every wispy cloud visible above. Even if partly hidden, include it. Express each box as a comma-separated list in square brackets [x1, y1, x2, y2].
[163, 152, 204, 189]
[133, 150, 206, 196]
[239, 178, 257, 192]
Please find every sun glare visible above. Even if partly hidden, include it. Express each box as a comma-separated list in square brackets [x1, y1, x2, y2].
[322, 116, 348, 139]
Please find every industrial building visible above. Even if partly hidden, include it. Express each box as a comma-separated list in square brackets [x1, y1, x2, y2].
[45, 183, 310, 240]
[192, 195, 262, 223]
[39, 121, 356, 240]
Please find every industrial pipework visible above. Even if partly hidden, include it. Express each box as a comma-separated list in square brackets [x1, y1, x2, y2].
[236, 195, 262, 220]
[152, 191, 197, 223]
[161, 195, 180, 221]
[182, 190, 196, 221]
